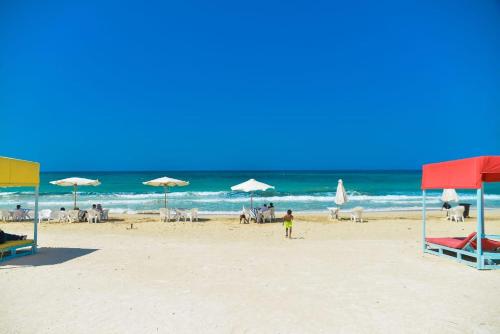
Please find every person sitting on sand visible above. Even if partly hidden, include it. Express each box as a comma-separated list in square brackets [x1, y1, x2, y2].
[283, 209, 294, 239]
[0, 229, 27, 244]
[16, 204, 22, 210]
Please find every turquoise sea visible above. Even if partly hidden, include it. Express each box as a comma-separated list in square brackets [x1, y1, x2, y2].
[1, 171, 500, 214]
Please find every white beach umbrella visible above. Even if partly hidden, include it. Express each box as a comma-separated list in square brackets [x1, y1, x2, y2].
[441, 189, 459, 203]
[334, 179, 348, 206]
[143, 177, 189, 209]
[50, 177, 101, 209]
[231, 179, 274, 209]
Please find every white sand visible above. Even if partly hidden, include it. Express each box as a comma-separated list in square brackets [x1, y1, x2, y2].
[1, 211, 500, 334]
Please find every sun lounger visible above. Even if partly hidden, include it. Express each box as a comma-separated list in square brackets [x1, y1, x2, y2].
[0, 239, 35, 262]
[426, 232, 477, 250]
[471, 238, 500, 252]
[159, 208, 170, 222]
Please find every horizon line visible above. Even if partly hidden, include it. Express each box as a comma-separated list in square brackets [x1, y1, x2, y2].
[40, 168, 422, 173]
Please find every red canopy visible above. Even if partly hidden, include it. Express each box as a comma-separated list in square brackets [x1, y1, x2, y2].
[422, 156, 500, 190]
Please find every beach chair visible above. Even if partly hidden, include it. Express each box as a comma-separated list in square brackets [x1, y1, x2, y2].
[242, 207, 257, 223]
[26, 209, 35, 220]
[175, 209, 188, 222]
[450, 206, 465, 222]
[0, 210, 10, 222]
[58, 211, 69, 222]
[100, 209, 109, 221]
[38, 209, 52, 223]
[12, 210, 26, 222]
[67, 210, 80, 223]
[187, 208, 198, 222]
[87, 209, 100, 223]
[327, 207, 339, 220]
[48, 210, 61, 222]
[159, 208, 170, 222]
[350, 207, 364, 223]
[261, 210, 272, 223]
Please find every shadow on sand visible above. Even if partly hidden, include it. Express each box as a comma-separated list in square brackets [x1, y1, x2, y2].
[0, 247, 98, 268]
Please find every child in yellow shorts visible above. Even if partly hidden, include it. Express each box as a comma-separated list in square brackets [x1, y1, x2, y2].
[283, 209, 294, 239]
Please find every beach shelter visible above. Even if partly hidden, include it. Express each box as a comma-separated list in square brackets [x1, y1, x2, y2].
[441, 189, 459, 203]
[0, 156, 40, 261]
[143, 177, 189, 210]
[231, 179, 274, 209]
[50, 177, 101, 209]
[421, 156, 500, 269]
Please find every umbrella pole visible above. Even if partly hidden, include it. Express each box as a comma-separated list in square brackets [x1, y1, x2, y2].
[251, 192, 253, 209]
[73, 185, 77, 209]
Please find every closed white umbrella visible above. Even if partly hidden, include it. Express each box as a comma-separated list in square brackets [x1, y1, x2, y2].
[143, 177, 189, 209]
[441, 189, 459, 203]
[231, 179, 274, 209]
[50, 177, 101, 209]
[335, 179, 348, 206]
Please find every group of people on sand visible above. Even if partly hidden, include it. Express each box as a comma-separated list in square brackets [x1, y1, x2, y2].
[239, 203, 294, 239]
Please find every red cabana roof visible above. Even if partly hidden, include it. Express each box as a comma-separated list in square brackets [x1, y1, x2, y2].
[422, 156, 500, 189]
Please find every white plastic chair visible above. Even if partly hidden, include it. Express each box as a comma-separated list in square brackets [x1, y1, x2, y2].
[0, 210, 10, 222]
[159, 208, 170, 222]
[269, 207, 276, 221]
[87, 209, 100, 223]
[175, 209, 188, 222]
[67, 210, 80, 223]
[25, 209, 35, 220]
[38, 209, 52, 223]
[58, 211, 69, 222]
[450, 206, 465, 222]
[101, 209, 109, 221]
[48, 210, 61, 222]
[261, 209, 272, 223]
[350, 207, 364, 223]
[327, 207, 339, 220]
[12, 210, 26, 222]
[187, 208, 198, 222]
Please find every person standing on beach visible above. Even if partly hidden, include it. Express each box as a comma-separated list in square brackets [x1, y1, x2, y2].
[283, 209, 294, 239]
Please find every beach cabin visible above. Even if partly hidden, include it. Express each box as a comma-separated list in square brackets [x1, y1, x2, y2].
[422, 156, 500, 270]
[0, 157, 40, 262]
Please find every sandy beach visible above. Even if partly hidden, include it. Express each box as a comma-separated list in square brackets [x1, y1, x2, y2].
[1, 210, 500, 334]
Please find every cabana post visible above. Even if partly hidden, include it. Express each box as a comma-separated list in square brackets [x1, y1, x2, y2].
[422, 190, 426, 252]
[0, 156, 40, 261]
[421, 156, 500, 270]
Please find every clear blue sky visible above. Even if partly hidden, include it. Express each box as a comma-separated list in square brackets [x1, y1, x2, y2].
[1, 0, 499, 171]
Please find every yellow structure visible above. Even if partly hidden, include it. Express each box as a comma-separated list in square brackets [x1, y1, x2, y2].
[0, 156, 40, 261]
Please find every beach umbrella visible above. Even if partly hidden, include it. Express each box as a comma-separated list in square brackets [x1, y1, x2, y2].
[231, 179, 274, 209]
[50, 177, 101, 209]
[334, 179, 348, 206]
[441, 189, 459, 203]
[143, 177, 189, 209]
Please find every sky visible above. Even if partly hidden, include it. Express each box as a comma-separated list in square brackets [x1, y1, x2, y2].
[1, 0, 499, 171]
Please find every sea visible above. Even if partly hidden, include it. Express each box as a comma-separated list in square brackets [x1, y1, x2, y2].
[1, 171, 500, 214]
